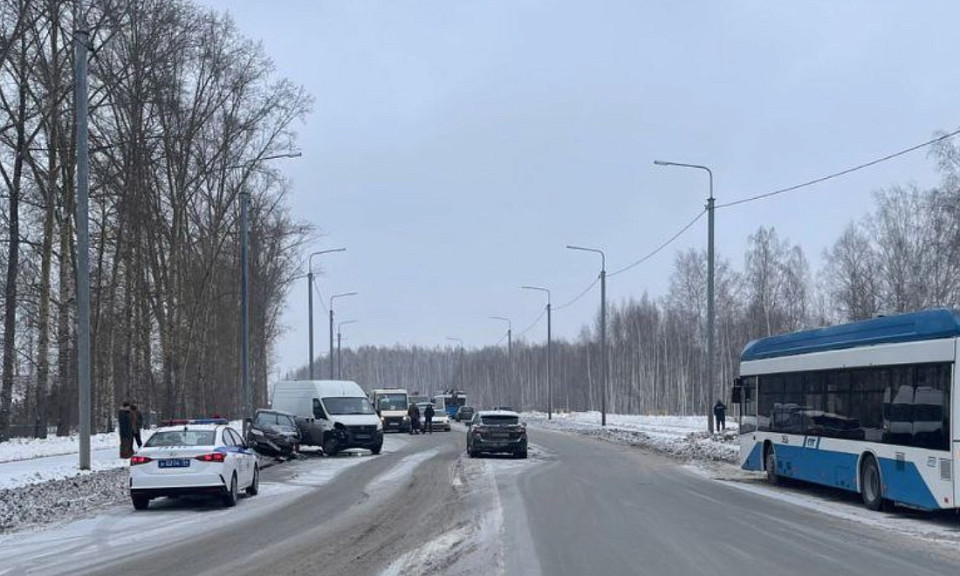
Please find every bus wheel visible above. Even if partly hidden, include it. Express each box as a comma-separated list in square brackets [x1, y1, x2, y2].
[860, 456, 884, 511]
[764, 445, 779, 486]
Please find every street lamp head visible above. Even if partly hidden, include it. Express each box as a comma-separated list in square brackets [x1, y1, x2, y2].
[308, 247, 346, 274]
[566, 245, 606, 270]
[489, 316, 512, 330]
[330, 291, 358, 307]
[521, 285, 551, 303]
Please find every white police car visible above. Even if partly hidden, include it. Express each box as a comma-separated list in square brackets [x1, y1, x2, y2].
[129, 419, 259, 510]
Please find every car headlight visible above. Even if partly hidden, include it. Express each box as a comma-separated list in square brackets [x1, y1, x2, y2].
[403, 415, 410, 422]
[376, 420, 383, 431]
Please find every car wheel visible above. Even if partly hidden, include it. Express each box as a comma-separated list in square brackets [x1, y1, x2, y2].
[516, 449, 528, 459]
[245, 466, 260, 496]
[322, 435, 340, 457]
[861, 455, 885, 511]
[131, 495, 150, 510]
[223, 474, 238, 507]
[370, 442, 383, 455]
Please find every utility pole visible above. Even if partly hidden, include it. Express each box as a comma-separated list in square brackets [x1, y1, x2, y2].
[522, 286, 551, 419]
[337, 320, 357, 379]
[567, 246, 607, 426]
[600, 266, 606, 427]
[307, 249, 346, 379]
[655, 160, 716, 434]
[234, 152, 300, 436]
[329, 293, 357, 380]
[75, 27, 91, 470]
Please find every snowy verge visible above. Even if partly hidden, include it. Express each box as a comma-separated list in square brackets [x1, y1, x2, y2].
[521, 410, 740, 464]
[0, 469, 128, 533]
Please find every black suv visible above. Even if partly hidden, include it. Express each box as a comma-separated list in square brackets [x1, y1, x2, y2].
[466, 410, 527, 459]
[455, 406, 475, 422]
[246, 409, 301, 458]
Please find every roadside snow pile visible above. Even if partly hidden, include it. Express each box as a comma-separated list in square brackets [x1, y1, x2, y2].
[0, 431, 119, 463]
[523, 411, 740, 464]
[0, 468, 127, 533]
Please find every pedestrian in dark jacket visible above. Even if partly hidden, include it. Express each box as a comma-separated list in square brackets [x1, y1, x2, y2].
[407, 404, 421, 435]
[424, 404, 435, 434]
[714, 400, 727, 432]
[130, 404, 143, 449]
[118, 401, 134, 458]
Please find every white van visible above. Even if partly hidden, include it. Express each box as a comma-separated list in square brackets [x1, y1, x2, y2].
[369, 388, 411, 433]
[272, 380, 383, 455]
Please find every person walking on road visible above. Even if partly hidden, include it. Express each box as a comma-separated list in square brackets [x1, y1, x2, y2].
[407, 403, 421, 435]
[130, 404, 143, 449]
[714, 400, 727, 432]
[424, 403, 435, 434]
[118, 401, 134, 458]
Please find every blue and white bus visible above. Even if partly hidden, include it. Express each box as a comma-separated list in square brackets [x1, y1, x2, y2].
[732, 309, 957, 511]
[431, 391, 467, 419]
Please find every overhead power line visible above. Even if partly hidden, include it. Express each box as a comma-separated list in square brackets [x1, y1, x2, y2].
[312, 278, 329, 314]
[717, 127, 960, 209]
[515, 308, 548, 339]
[608, 209, 707, 278]
[555, 277, 600, 311]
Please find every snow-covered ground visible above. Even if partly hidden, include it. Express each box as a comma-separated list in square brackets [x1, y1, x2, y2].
[522, 410, 740, 463]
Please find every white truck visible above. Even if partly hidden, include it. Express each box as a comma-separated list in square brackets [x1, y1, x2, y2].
[369, 388, 411, 433]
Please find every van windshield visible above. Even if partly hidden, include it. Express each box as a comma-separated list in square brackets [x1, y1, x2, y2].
[324, 397, 376, 416]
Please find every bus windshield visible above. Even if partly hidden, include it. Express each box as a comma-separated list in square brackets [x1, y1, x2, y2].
[377, 393, 408, 411]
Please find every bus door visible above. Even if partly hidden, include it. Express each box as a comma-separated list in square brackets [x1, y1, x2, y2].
[732, 376, 760, 470]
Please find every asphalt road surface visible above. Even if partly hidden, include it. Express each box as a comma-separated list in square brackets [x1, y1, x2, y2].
[14, 426, 960, 576]
[505, 428, 960, 576]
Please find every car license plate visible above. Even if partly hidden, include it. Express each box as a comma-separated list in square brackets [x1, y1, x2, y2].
[159, 458, 191, 468]
[355, 434, 370, 440]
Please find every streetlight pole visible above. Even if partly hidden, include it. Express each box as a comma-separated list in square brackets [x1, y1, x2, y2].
[337, 320, 358, 379]
[329, 292, 357, 379]
[489, 316, 513, 407]
[446, 337, 464, 391]
[522, 286, 551, 420]
[307, 248, 346, 379]
[239, 152, 301, 435]
[75, 26, 91, 470]
[567, 245, 606, 426]
[654, 160, 715, 434]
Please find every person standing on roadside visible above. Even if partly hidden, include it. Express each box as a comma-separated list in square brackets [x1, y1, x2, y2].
[424, 403, 435, 434]
[130, 404, 143, 449]
[407, 403, 421, 435]
[118, 401, 134, 458]
[714, 399, 727, 432]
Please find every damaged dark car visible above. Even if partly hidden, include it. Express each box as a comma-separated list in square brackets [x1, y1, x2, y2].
[246, 409, 301, 458]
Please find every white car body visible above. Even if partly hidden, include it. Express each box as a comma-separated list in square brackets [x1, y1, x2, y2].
[416, 402, 451, 432]
[128, 420, 259, 509]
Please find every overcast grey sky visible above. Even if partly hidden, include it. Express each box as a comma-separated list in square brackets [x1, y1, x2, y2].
[198, 0, 958, 378]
